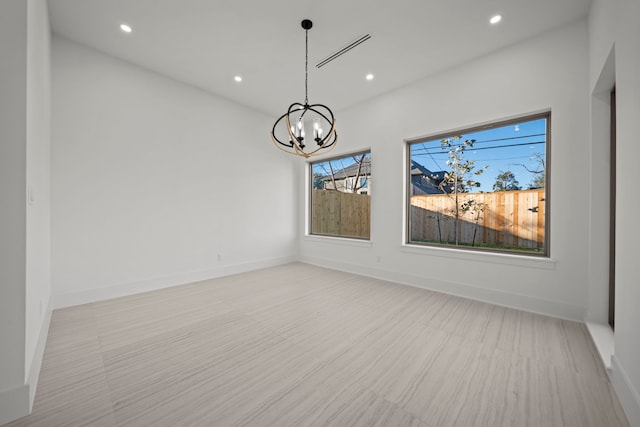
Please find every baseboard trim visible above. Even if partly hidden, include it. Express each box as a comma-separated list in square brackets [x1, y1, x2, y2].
[0, 297, 52, 426]
[27, 297, 52, 409]
[611, 355, 640, 427]
[299, 256, 584, 321]
[53, 256, 296, 309]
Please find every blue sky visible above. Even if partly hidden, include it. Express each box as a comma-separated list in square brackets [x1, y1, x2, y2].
[410, 117, 547, 192]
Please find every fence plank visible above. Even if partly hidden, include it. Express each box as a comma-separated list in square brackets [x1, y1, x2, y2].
[410, 189, 545, 251]
[311, 190, 370, 239]
[312, 189, 544, 249]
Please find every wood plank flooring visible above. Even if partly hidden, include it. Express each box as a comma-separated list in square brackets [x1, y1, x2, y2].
[5, 263, 629, 426]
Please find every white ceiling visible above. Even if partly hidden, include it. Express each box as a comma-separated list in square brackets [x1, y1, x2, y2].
[48, 0, 591, 117]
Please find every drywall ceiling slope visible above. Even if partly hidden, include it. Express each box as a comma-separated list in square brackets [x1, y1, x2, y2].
[49, 0, 590, 116]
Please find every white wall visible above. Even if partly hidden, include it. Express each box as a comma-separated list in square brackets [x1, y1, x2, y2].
[51, 37, 297, 307]
[585, 48, 613, 326]
[589, 0, 640, 424]
[25, 0, 52, 406]
[0, 0, 52, 424]
[299, 21, 590, 321]
[0, 0, 29, 423]
[583, 0, 616, 365]
[613, 2, 640, 419]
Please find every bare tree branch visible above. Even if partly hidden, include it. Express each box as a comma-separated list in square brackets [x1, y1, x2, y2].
[328, 162, 338, 191]
[351, 154, 366, 193]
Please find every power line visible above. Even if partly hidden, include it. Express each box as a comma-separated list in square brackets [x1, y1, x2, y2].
[419, 132, 545, 146]
[469, 133, 545, 145]
[423, 143, 444, 170]
[411, 142, 445, 170]
[414, 154, 540, 164]
[412, 140, 545, 155]
[476, 155, 536, 162]
[411, 133, 544, 151]
[412, 132, 544, 149]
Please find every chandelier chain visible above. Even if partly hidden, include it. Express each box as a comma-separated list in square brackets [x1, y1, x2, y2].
[304, 28, 309, 105]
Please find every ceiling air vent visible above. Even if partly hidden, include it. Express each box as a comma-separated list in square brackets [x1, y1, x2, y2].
[315, 34, 372, 68]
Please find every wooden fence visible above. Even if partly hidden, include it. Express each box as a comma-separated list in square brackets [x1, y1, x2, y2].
[410, 189, 545, 249]
[311, 190, 370, 239]
[310, 189, 545, 249]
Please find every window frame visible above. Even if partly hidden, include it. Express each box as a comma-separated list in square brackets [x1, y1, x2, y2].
[405, 112, 551, 257]
[308, 149, 372, 241]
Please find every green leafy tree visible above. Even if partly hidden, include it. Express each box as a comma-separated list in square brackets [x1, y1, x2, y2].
[493, 170, 521, 192]
[438, 136, 487, 245]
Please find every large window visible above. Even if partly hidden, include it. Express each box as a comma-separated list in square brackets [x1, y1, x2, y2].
[407, 113, 549, 255]
[310, 151, 371, 239]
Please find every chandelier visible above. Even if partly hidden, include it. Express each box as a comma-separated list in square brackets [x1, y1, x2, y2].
[270, 19, 338, 158]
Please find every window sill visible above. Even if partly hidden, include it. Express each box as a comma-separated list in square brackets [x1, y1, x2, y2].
[304, 234, 373, 248]
[400, 243, 556, 270]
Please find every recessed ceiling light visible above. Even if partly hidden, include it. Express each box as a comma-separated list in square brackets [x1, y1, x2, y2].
[366, 73, 374, 81]
[120, 23, 132, 33]
[489, 15, 502, 25]
[234, 76, 242, 83]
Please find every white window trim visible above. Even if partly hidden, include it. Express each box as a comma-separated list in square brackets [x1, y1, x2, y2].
[403, 111, 551, 258]
[303, 234, 374, 248]
[400, 243, 556, 270]
[306, 148, 373, 241]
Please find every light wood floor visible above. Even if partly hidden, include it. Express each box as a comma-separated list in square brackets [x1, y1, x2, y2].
[6, 263, 629, 427]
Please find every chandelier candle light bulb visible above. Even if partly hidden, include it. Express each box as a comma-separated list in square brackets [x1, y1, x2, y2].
[270, 19, 338, 158]
[313, 118, 323, 142]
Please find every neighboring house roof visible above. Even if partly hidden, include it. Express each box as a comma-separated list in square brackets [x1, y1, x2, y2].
[410, 160, 448, 195]
[410, 160, 444, 180]
[317, 158, 450, 195]
[321, 157, 371, 181]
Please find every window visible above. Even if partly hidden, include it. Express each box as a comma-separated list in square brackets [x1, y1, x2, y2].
[310, 151, 371, 239]
[407, 113, 549, 255]
[345, 178, 354, 191]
